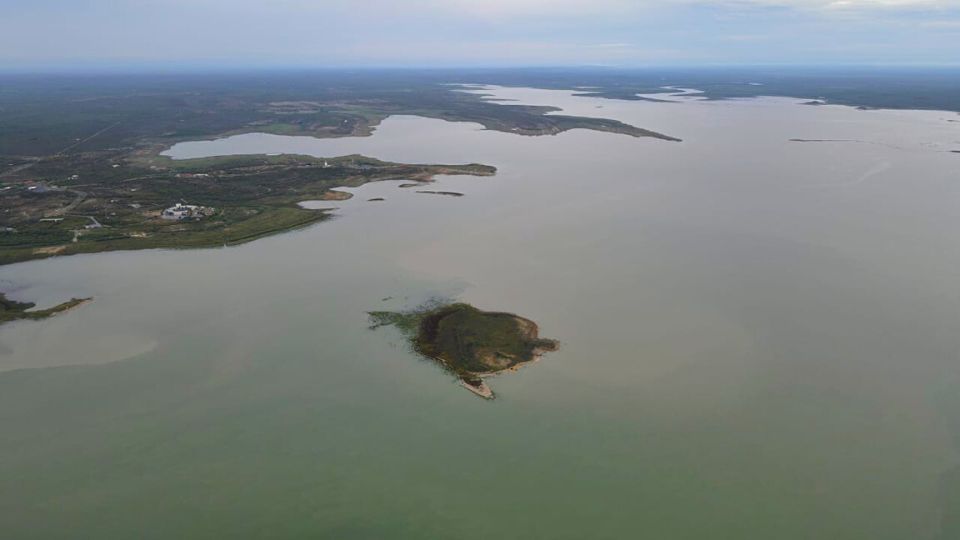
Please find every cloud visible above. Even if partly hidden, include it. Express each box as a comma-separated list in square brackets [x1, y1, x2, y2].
[2, 0, 959, 67]
[130, 0, 960, 16]
[429, 0, 956, 12]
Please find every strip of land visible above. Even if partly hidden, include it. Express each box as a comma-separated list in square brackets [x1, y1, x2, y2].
[416, 190, 464, 197]
[0, 292, 91, 324]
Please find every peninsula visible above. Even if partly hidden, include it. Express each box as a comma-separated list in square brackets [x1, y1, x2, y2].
[0, 151, 494, 266]
[0, 292, 91, 324]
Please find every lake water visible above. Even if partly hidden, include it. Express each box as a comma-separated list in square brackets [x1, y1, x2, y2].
[2, 86, 960, 538]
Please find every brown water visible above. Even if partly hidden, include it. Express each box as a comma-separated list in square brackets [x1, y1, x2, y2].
[2, 86, 960, 539]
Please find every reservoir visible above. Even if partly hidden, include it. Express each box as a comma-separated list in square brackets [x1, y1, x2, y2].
[2, 86, 960, 538]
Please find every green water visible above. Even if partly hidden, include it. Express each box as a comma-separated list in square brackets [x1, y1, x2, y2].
[2, 87, 960, 538]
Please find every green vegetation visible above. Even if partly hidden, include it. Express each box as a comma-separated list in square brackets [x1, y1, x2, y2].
[370, 302, 558, 398]
[0, 72, 678, 158]
[0, 292, 90, 324]
[0, 151, 495, 266]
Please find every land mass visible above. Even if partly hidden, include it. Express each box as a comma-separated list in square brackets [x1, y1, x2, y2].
[789, 138, 857, 143]
[0, 151, 494, 266]
[0, 72, 681, 268]
[416, 190, 464, 197]
[369, 302, 559, 399]
[462, 67, 960, 113]
[0, 72, 678, 158]
[0, 292, 91, 324]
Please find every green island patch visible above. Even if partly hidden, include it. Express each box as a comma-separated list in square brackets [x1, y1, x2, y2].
[369, 302, 559, 399]
[0, 292, 91, 325]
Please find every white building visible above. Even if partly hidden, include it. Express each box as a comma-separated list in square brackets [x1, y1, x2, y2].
[161, 203, 210, 221]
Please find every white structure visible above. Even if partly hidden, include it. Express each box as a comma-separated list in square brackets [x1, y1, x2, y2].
[161, 203, 211, 221]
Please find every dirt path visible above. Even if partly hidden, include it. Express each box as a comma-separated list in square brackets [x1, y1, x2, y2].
[1, 118, 121, 179]
[55, 120, 122, 156]
[0, 159, 39, 179]
[49, 189, 88, 216]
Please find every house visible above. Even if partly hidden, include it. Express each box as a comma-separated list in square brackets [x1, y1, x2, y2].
[162, 204, 193, 220]
[161, 203, 213, 221]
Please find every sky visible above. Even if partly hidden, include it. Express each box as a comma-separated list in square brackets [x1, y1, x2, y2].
[2, 0, 959, 70]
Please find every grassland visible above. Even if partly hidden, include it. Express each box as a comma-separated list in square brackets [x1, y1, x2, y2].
[370, 302, 558, 399]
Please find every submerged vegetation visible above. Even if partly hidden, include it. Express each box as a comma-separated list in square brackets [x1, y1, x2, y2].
[370, 302, 559, 399]
[0, 292, 90, 325]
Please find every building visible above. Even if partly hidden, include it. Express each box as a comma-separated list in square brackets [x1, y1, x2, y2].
[161, 203, 213, 221]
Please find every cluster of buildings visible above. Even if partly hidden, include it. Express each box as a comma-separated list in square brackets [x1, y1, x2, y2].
[25, 183, 55, 194]
[161, 203, 215, 221]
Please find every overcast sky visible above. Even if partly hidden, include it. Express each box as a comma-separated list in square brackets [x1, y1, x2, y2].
[2, 0, 959, 70]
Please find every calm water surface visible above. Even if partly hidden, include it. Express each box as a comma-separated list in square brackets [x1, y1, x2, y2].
[2, 87, 960, 539]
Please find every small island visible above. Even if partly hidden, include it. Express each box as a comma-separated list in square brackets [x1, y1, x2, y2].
[0, 292, 91, 325]
[369, 302, 558, 399]
[416, 190, 464, 197]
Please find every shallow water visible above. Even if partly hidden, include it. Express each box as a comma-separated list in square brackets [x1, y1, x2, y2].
[3, 86, 960, 538]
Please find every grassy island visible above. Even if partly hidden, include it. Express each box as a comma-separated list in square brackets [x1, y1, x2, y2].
[0, 292, 91, 325]
[370, 302, 559, 399]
